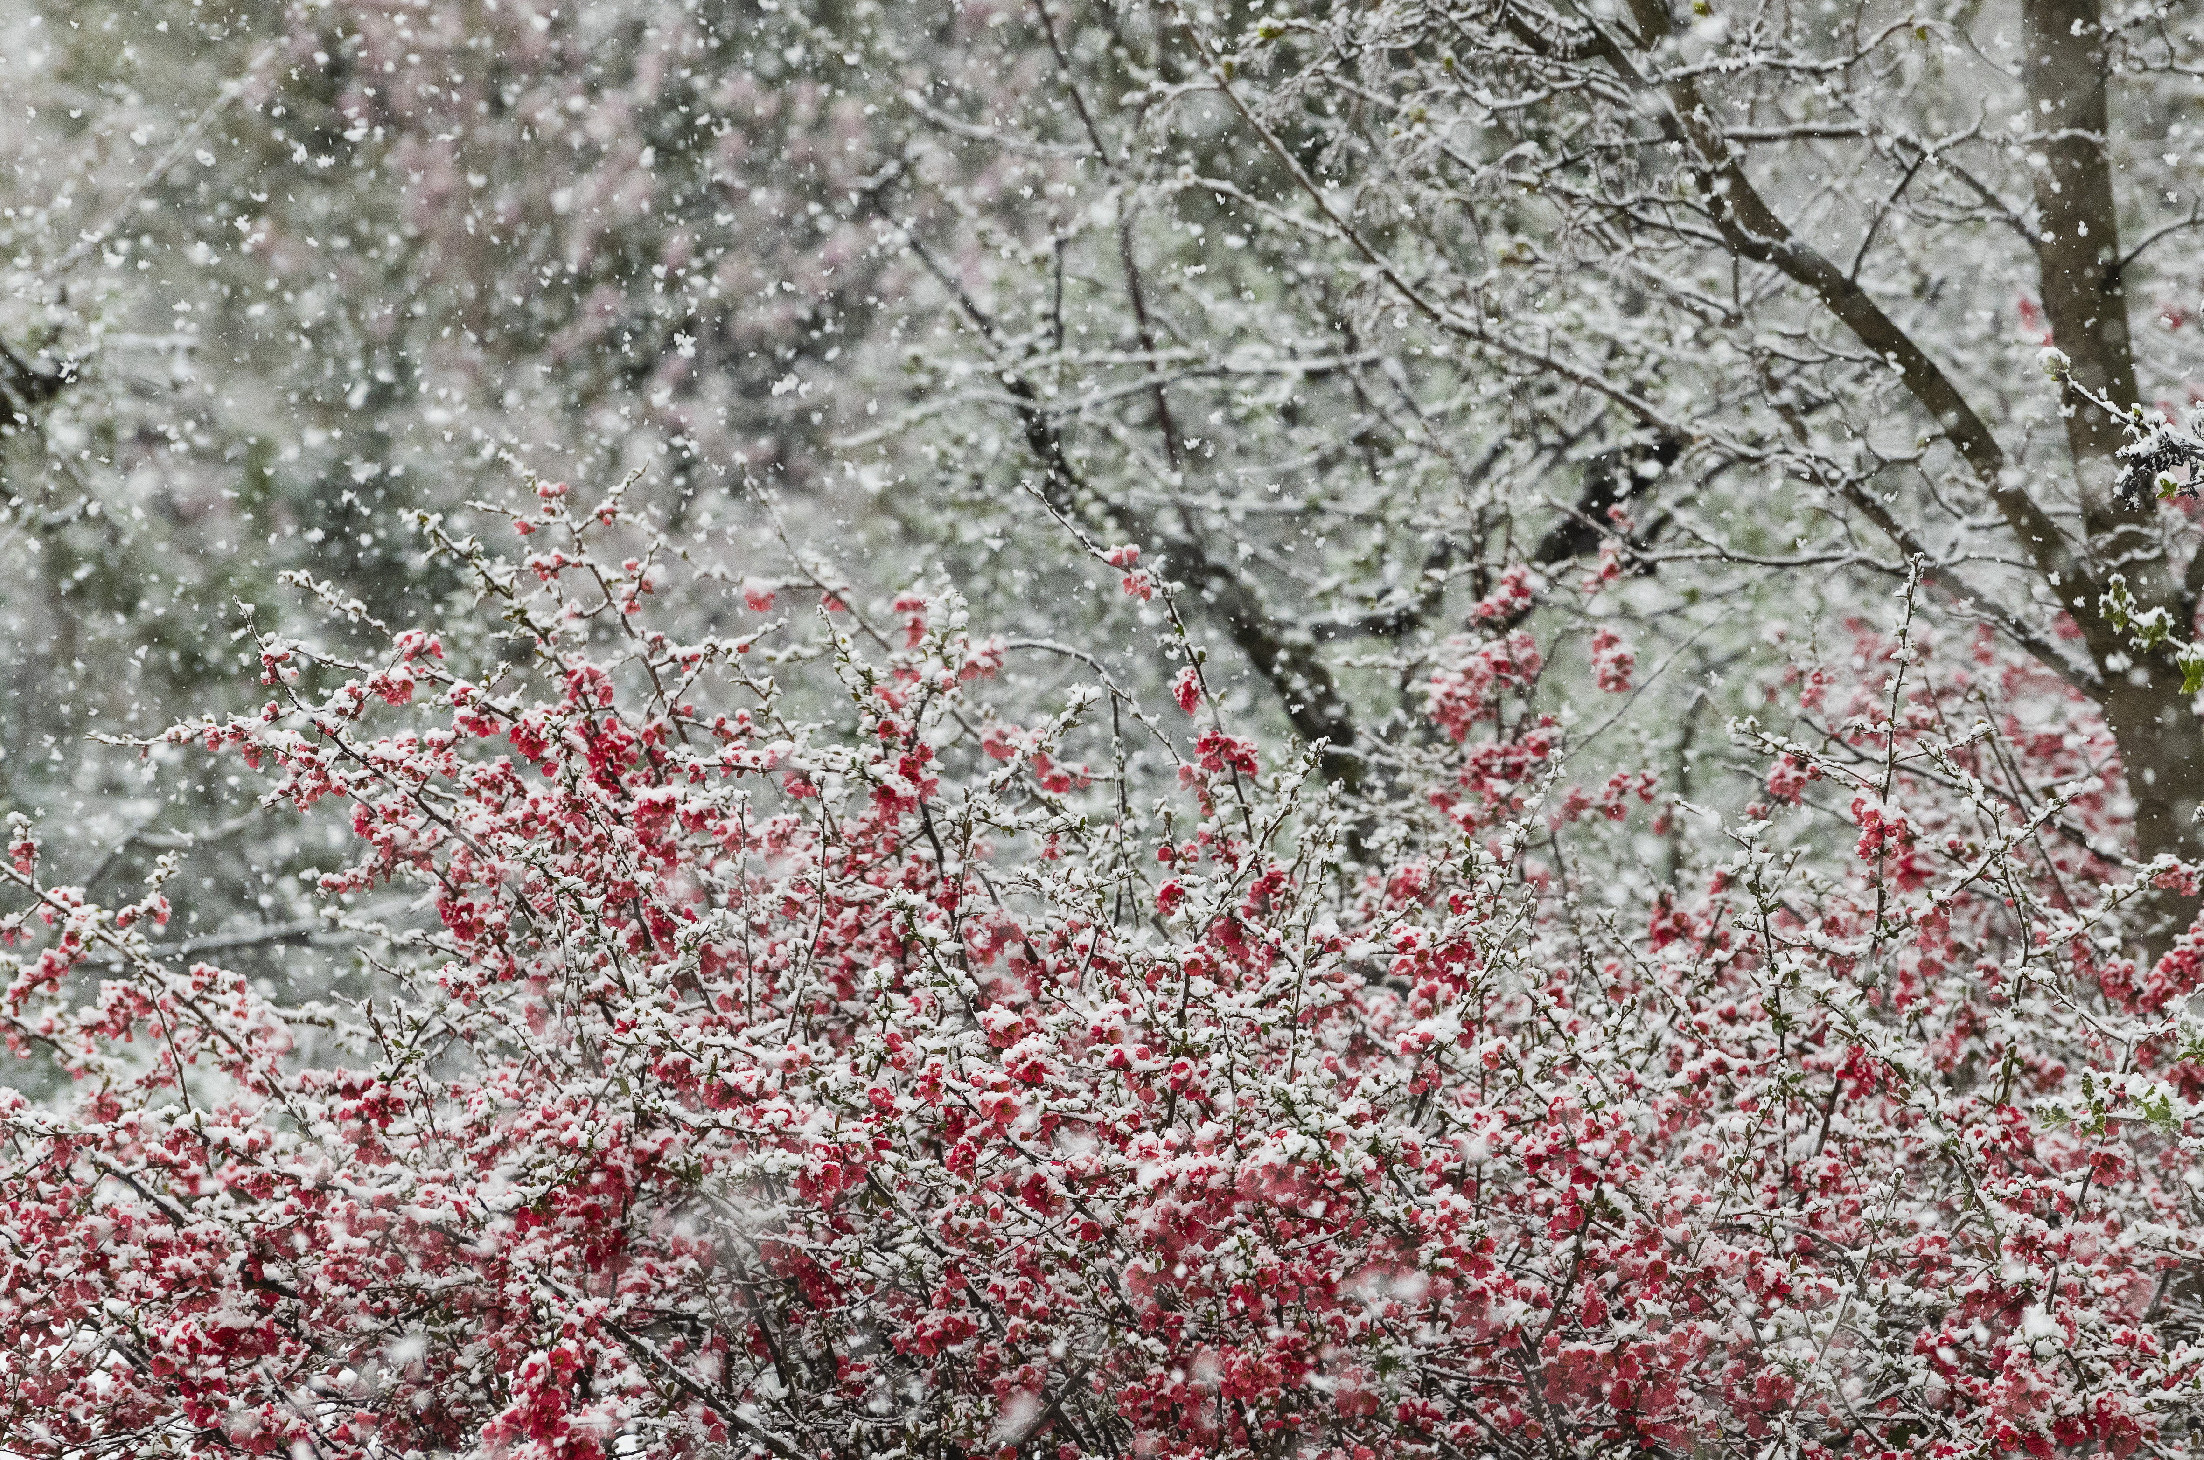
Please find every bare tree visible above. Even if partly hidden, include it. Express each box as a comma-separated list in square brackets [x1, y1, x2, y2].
[870, 0, 2204, 933]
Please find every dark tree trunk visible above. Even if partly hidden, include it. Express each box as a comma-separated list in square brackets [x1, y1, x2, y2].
[2025, 0, 2204, 940]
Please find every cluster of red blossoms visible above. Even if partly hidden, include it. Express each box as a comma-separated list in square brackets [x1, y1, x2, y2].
[3, 489, 2203, 1459]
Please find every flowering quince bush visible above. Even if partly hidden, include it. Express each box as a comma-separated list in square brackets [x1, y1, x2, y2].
[8, 489, 2204, 1460]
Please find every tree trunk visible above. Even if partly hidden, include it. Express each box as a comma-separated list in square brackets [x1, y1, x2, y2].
[2023, 0, 2204, 940]
[2102, 671, 2204, 853]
